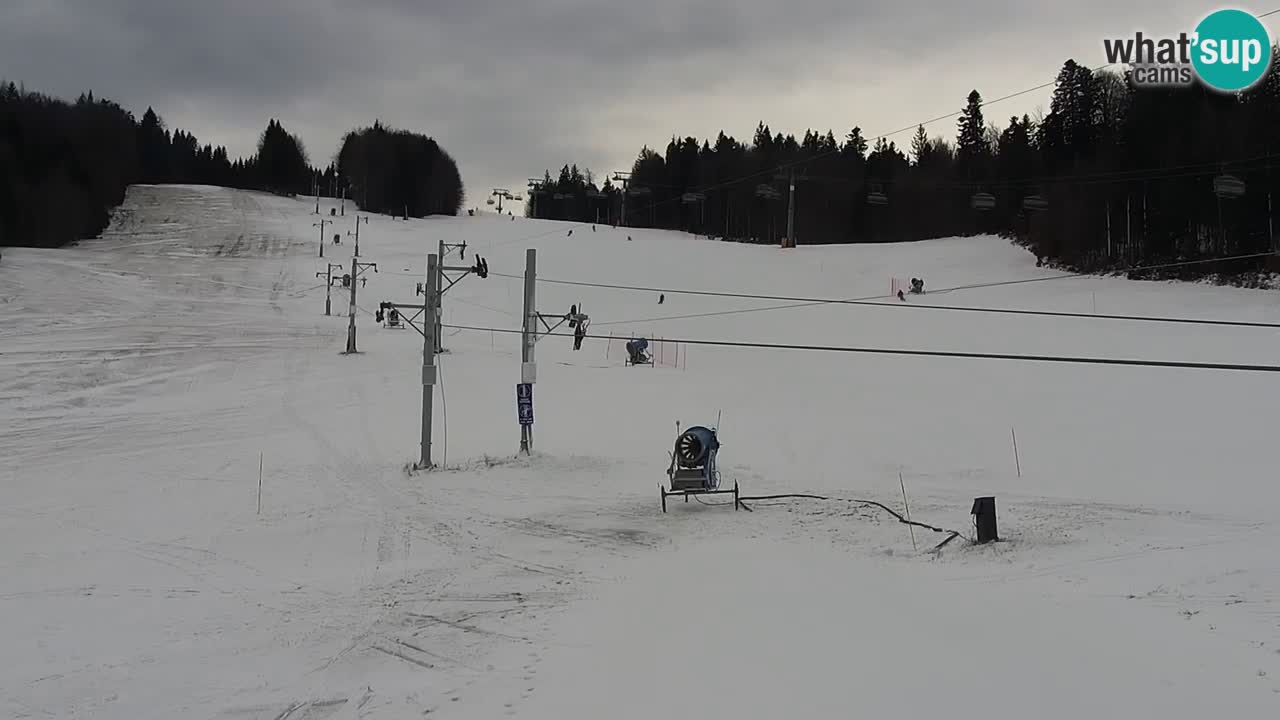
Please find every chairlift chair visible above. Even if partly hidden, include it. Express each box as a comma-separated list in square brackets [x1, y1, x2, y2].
[1213, 174, 1246, 199]
[1022, 194, 1049, 212]
[971, 192, 996, 211]
[867, 183, 888, 205]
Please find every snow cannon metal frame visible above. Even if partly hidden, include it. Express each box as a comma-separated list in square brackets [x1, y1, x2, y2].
[661, 423, 739, 512]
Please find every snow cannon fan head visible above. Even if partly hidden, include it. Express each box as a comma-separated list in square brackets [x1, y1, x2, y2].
[674, 426, 718, 469]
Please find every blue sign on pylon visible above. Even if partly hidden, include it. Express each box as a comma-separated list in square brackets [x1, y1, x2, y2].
[516, 383, 533, 426]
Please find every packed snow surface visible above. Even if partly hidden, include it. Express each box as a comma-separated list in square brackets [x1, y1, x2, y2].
[2, 185, 1279, 718]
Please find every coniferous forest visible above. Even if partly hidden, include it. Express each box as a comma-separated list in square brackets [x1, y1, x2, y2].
[0, 82, 465, 249]
[530, 54, 1280, 279]
[337, 122, 465, 219]
[9, 50, 1280, 280]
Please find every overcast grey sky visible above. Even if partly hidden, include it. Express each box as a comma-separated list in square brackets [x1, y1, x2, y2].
[2, 1, 1275, 207]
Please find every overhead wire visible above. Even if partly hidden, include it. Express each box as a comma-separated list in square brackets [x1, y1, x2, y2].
[777, 152, 1280, 189]
[489, 250, 1280, 330]
[440, 322, 1280, 373]
[797, 152, 1280, 192]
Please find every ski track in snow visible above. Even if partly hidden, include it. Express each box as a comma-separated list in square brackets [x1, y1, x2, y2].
[2, 185, 1279, 718]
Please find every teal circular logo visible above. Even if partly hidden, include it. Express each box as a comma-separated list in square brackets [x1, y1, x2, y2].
[1191, 9, 1272, 92]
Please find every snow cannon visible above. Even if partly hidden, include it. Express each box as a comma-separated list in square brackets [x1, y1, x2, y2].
[625, 338, 651, 366]
[661, 423, 739, 513]
[672, 426, 719, 487]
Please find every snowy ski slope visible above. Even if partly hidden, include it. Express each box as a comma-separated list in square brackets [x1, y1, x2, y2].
[2, 184, 1279, 718]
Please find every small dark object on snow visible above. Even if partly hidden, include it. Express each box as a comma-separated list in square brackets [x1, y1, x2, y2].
[897, 290, 905, 301]
[627, 235, 632, 241]
[972, 496, 998, 543]
[567, 229, 573, 237]
[659, 293, 665, 304]
[910, 278, 924, 294]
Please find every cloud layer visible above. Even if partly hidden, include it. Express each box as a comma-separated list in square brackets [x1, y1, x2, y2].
[2, 0, 1261, 205]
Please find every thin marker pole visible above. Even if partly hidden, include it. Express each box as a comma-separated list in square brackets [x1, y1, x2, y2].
[1011, 427, 1022, 478]
[257, 452, 263, 515]
[899, 472, 917, 551]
